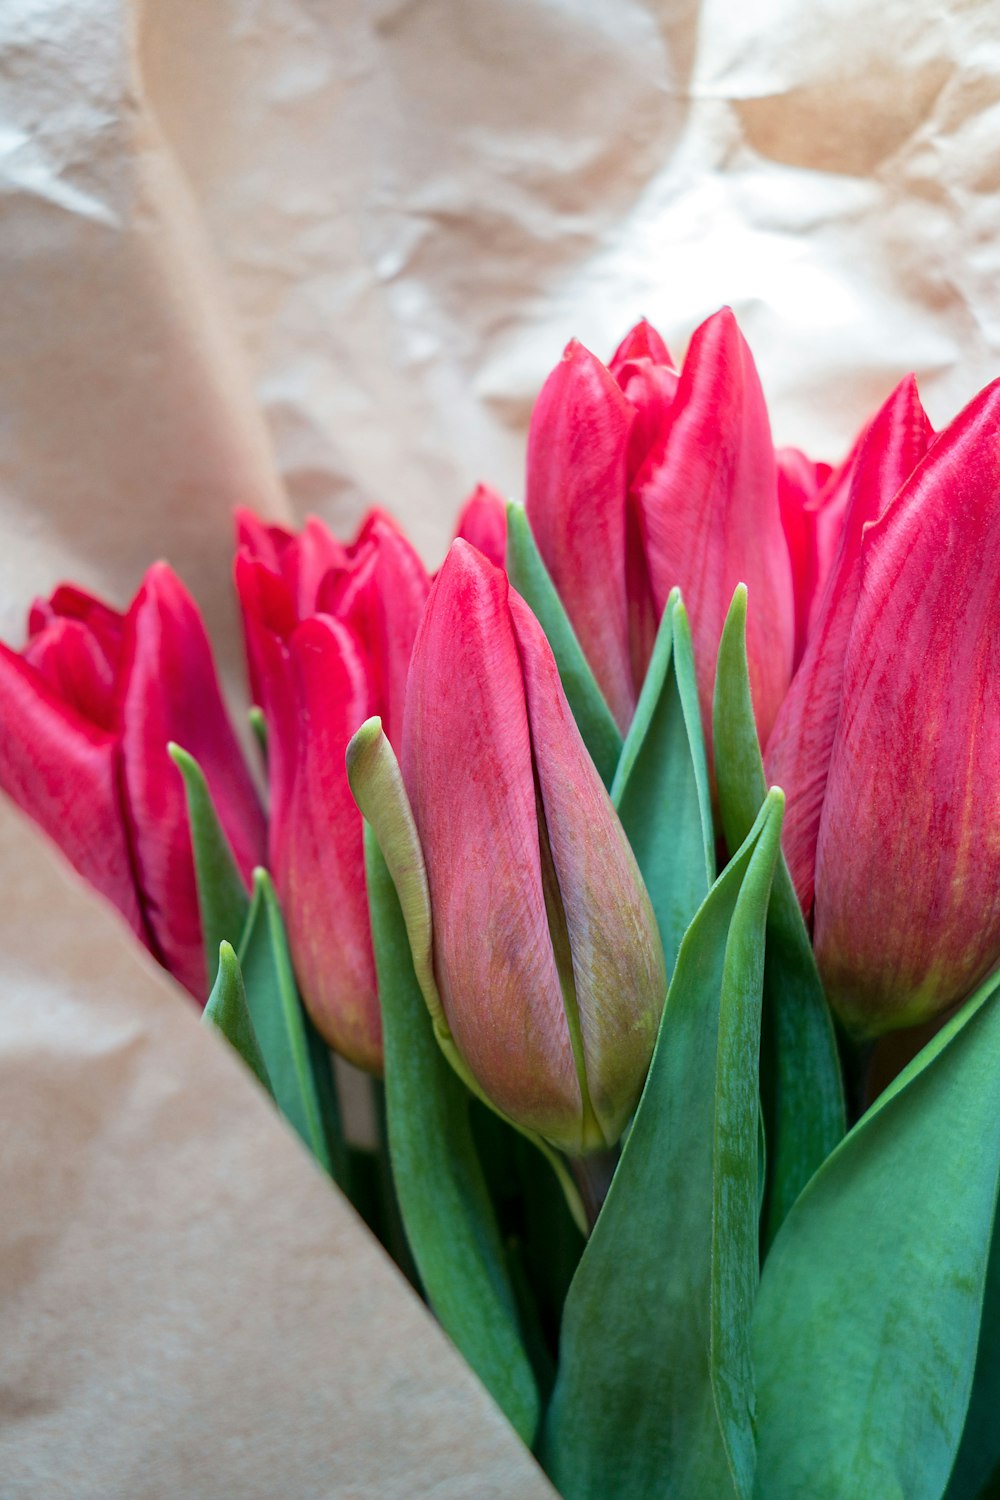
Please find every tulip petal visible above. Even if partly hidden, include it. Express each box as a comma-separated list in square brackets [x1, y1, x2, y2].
[509, 589, 666, 1147]
[23, 617, 118, 731]
[233, 548, 299, 709]
[805, 440, 862, 640]
[766, 377, 933, 919]
[610, 319, 680, 499]
[776, 446, 834, 669]
[526, 340, 637, 732]
[633, 307, 794, 752]
[291, 516, 351, 616]
[608, 318, 673, 372]
[403, 541, 584, 1145]
[813, 378, 1000, 1029]
[319, 510, 429, 746]
[234, 507, 294, 573]
[29, 583, 127, 670]
[0, 643, 144, 941]
[118, 564, 266, 998]
[454, 483, 508, 570]
[272, 613, 381, 1072]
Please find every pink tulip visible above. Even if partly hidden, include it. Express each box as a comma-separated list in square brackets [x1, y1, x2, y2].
[401, 540, 666, 1153]
[235, 508, 430, 1071]
[526, 308, 794, 752]
[765, 377, 1000, 1031]
[454, 483, 508, 570]
[0, 565, 266, 997]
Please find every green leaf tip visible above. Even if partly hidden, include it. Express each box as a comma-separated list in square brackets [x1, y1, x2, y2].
[170, 741, 252, 995]
[608, 584, 715, 980]
[345, 714, 384, 782]
[248, 704, 267, 744]
[236, 864, 349, 1185]
[203, 938, 272, 1094]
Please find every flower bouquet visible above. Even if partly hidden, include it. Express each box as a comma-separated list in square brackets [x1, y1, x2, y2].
[4, 309, 999, 1500]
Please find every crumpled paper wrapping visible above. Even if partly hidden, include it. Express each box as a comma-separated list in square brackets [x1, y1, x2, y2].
[0, 797, 555, 1498]
[1, 0, 998, 1493]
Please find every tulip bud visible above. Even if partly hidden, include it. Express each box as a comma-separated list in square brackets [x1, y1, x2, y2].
[633, 308, 794, 752]
[768, 376, 1000, 1032]
[766, 376, 933, 921]
[526, 308, 794, 754]
[400, 540, 667, 1154]
[235, 506, 430, 1072]
[0, 564, 266, 997]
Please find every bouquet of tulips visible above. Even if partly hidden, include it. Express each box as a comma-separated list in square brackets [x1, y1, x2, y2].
[3, 307, 999, 1500]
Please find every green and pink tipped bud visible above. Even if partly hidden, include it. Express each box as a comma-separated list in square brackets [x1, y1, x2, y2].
[356, 540, 667, 1154]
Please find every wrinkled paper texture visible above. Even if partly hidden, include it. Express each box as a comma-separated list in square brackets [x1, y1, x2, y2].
[1, 0, 998, 1492]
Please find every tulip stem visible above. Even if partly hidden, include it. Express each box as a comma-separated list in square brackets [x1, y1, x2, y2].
[533, 1141, 589, 1237]
[839, 1031, 877, 1127]
[569, 1149, 619, 1232]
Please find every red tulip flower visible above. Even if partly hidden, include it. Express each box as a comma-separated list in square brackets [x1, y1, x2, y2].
[765, 376, 1000, 1032]
[0, 565, 266, 997]
[401, 540, 666, 1153]
[454, 483, 508, 569]
[235, 508, 430, 1072]
[526, 308, 794, 752]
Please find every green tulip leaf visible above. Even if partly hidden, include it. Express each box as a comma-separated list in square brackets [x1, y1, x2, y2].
[505, 501, 623, 788]
[364, 824, 540, 1446]
[611, 589, 715, 976]
[945, 1219, 1000, 1499]
[752, 967, 1000, 1500]
[237, 868, 349, 1190]
[202, 939, 272, 1094]
[712, 585, 845, 1245]
[248, 705, 268, 760]
[540, 789, 785, 1500]
[169, 742, 251, 994]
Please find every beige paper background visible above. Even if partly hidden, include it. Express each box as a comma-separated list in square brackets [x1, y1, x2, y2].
[1, 0, 998, 1493]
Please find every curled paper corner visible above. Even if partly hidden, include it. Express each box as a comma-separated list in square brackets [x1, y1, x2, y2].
[0, 796, 557, 1499]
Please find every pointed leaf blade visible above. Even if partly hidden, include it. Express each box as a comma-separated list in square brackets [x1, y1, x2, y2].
[753, 969, 1000, 1500]
[944, 1214, 1000, 1498]
[169, 742, 250, 991]
[365, 824, 540, 1446]
[203, 939, 272, 1094]
[713, 585, 844, 1243]
[611, 591, 715, 975]
[541, 790, 784, 1500]
[237, 869, 349, 1189]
